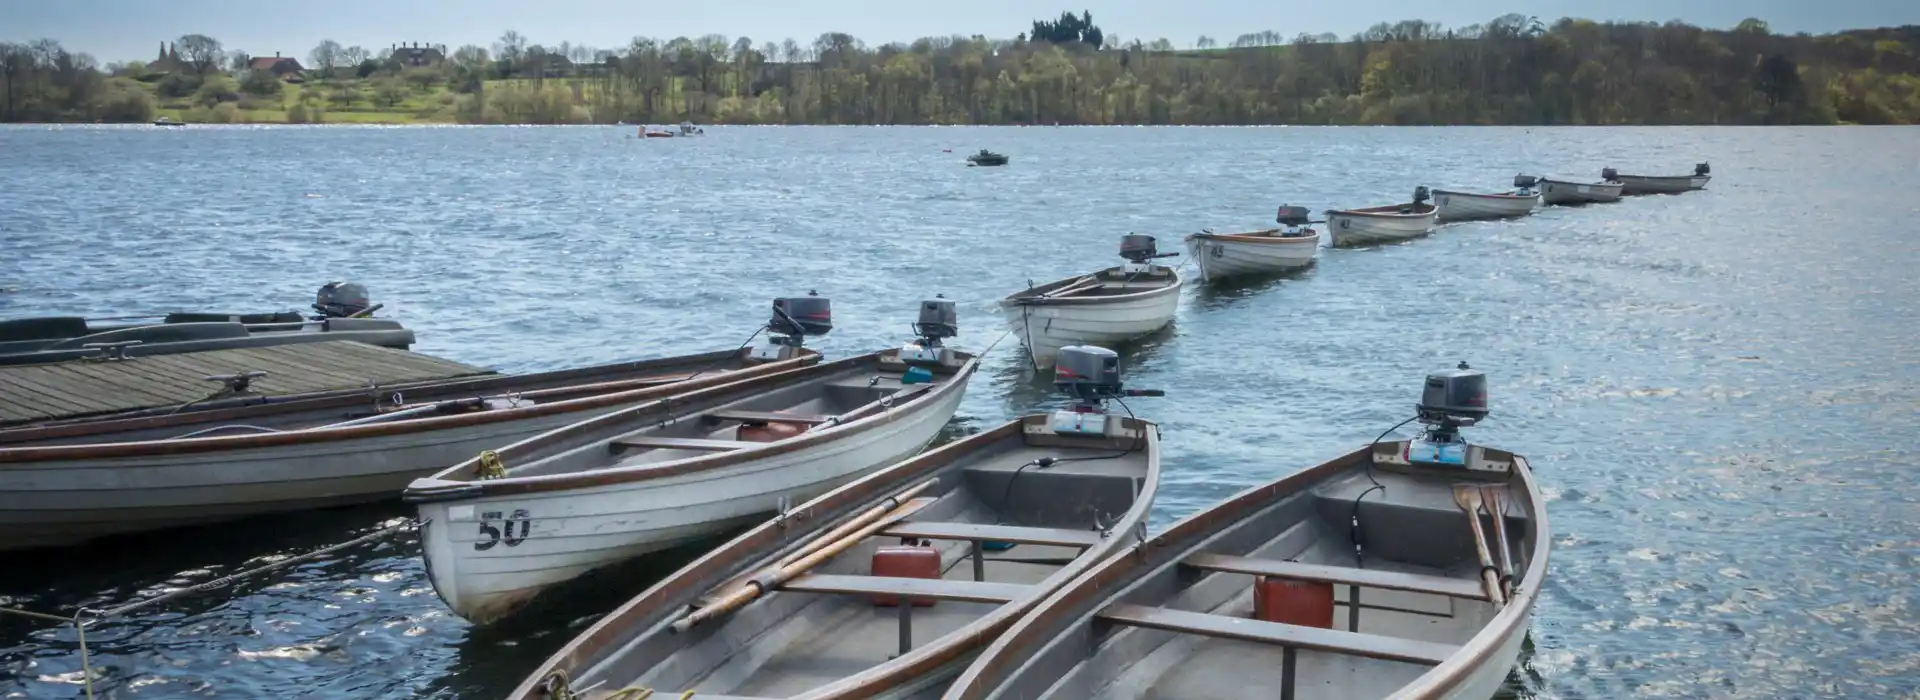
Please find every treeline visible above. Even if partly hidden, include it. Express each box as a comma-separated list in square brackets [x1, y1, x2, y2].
[4, 14, 1919, 125]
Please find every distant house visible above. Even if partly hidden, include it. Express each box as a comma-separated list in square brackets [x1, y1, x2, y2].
[389, 42, 447, 67]
[249, 54, 306, 82]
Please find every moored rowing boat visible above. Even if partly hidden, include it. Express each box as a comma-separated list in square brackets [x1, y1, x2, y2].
[1184, 205, 1321, 283]
[1004, 235, 1181, 368]
[1327, 188, 1440, 247]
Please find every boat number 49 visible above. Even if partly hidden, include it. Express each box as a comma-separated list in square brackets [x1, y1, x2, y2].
[475, 509, 533, 550]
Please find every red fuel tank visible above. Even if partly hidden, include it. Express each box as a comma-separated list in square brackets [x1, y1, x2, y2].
[1253, 576, 1335, 629]
[870, 543, 941, 608]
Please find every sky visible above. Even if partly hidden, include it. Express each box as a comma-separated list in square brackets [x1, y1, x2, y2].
[5, 0, 1918, 64]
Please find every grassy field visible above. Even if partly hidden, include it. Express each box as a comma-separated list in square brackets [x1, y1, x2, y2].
[143, 77, 472, 124]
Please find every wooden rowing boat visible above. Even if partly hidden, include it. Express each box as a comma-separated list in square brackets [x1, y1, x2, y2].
[0, 297, 839, 551]
[506, 345, 1160, 700]
[945, 363, 1547, 700]
[1003, 235, 1182, 369]
[406, 302, 985, 623]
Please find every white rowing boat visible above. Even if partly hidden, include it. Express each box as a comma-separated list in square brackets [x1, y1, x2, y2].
[506, 345, 1162, 700]
[1184, 205, 1321, 283]
[944, 362, 1547, 700]
[1607, 163, 1711, 195]
[1538, 177, 1622, 205]
[1433, 176, 1542, 223]
[405, 300, 982, 623]
[1327, 188, 1440, 247]
[1003, 235, 1181, 369]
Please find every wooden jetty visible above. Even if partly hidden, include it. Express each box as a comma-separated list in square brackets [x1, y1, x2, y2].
[0, 341, 491, 426]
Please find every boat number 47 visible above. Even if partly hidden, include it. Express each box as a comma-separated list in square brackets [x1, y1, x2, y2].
[475, 509, 533, 550]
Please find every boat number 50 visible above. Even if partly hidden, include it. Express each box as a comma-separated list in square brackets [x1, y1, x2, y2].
[475, 509, 532, 550]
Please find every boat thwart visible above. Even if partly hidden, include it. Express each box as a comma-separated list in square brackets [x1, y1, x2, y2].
[507, 344, 1161, 700]
[405, 298, 983, 623]
[1004, 235, 1181, 369]
[1184, 205, 1322, 283]
[944, 362, 1547, 700]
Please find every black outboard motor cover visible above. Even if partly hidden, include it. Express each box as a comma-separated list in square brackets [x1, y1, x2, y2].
[770, 294, 833, 337]
[1119, 234, 1159, 263]
[1412, 186, 1431, 205]
[915, 297, 958, 340]
[1276, 205, 1312, 227]
[314, 281, 371, 318]
[1054, 345, 1122, 402]
[1418, 362, 1489, 423]
[1695, 162, 1711, 176]
[1513, 174, 1539, 189]
[1601, 167, 1620, 182]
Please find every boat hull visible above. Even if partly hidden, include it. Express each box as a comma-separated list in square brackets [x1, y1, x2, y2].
[1688, 175, 1711, 190]
[1326, 209, 1438, 247]
[1184, 232, 1319, 283]
[413, 366, 972, 623]
[0, 352, 815, 550]
[1432, 191, 1539, 223]
[1615, 175, 1695, 195]
[1002, 276, 1181, 368]
[1539, 179, 1622, 205]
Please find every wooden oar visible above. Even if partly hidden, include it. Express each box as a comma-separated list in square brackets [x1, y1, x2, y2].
[670, 492, 940, 633]
[1037, 276, 1103, 299]
[1452, 484, 1507, 608]
[692, 478, 941, 608]
[1480, 486, 1516, 599]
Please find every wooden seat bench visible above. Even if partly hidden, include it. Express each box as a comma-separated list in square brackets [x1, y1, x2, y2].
[1096, 603, 1460, 666]
[881, 521, 1104, 548]
[779, 574, 1030, 604]
[1183, 553, 1489, 602]
[781, 574, 1033, 656]
[704, 409, 835, 425]
[609, 436, 757, 452]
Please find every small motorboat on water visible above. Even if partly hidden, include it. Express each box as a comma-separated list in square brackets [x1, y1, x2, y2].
[404, 296, 983, 623]
[967, 149, 1009, 167]
[505, 344, 1161, 700]
[1185, 205, 1322, 283]
[1003, 234, 1181, 369]
[153, 117, 185, 127]
[1538, 174, 1624, 205]
[1326, 187, 1440, 247]
[1606, 163, 1710, 195]
[1433, 175, 1543, 223]
[944, 362, 1548, 700]
[0, 298, 829, 551]
[0, 282, 412, 366]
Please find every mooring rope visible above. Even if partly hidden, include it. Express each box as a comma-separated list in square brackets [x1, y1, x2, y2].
[0, 517, 419, 698]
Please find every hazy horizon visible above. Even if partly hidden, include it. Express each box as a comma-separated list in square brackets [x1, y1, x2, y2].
[6, 0, 1917, 65]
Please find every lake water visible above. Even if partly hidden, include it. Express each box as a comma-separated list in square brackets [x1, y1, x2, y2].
[0, 124, 1916, 699]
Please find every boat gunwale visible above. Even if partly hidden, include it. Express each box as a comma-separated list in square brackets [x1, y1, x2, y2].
[1001, 266, 1183, 308]
[505, 414, 1161, 700]
[409, 350, 982, 498]
[1609, 173, 1699, 182]
[1537, 178, 1625, 193]
[941, 441, 1550, 700]
[1324, 203, 1439, 220]
[1184, 230, 1321, 246]
[0, 347, 749, 441]
[1429, 189, 1542, 202]
[0, 349, 820, 463]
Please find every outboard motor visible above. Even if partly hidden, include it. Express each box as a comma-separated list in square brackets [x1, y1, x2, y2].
[1694, 162, 1711, 176]
[751, 291, 831, 361]
[313, 281, 371, 318]
[1275, 204, 1316, 237]
[900, 295, 960, 365]
[1118, 234, 1179, 274]
[1412, 186, 1431, 205]
[1600, 167, 1620, 182]
[1405, 361, 1490, 466]
[1047, 345, 1163, 437]
[1513, 174, 1539, 193]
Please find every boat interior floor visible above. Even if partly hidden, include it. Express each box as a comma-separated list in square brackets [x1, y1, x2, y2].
[1034, 470, 1530, 700]
[620, 443, 1152, 700]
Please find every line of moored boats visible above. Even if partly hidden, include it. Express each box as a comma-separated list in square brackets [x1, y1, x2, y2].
[0, 162, 1713, 697]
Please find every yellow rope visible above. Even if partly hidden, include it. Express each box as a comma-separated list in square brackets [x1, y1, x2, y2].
[477, 450, 507, 479]
[604, 688, 656, 700]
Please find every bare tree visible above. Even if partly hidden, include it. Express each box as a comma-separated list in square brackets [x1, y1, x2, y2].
[1196, 35, 1216, 50]
[341, 45, 369, 67]
[309, 39, 341, 78]
[176, 34, 222, 73]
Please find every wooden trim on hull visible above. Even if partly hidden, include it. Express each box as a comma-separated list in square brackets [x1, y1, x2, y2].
[0, 349, 819, 462]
